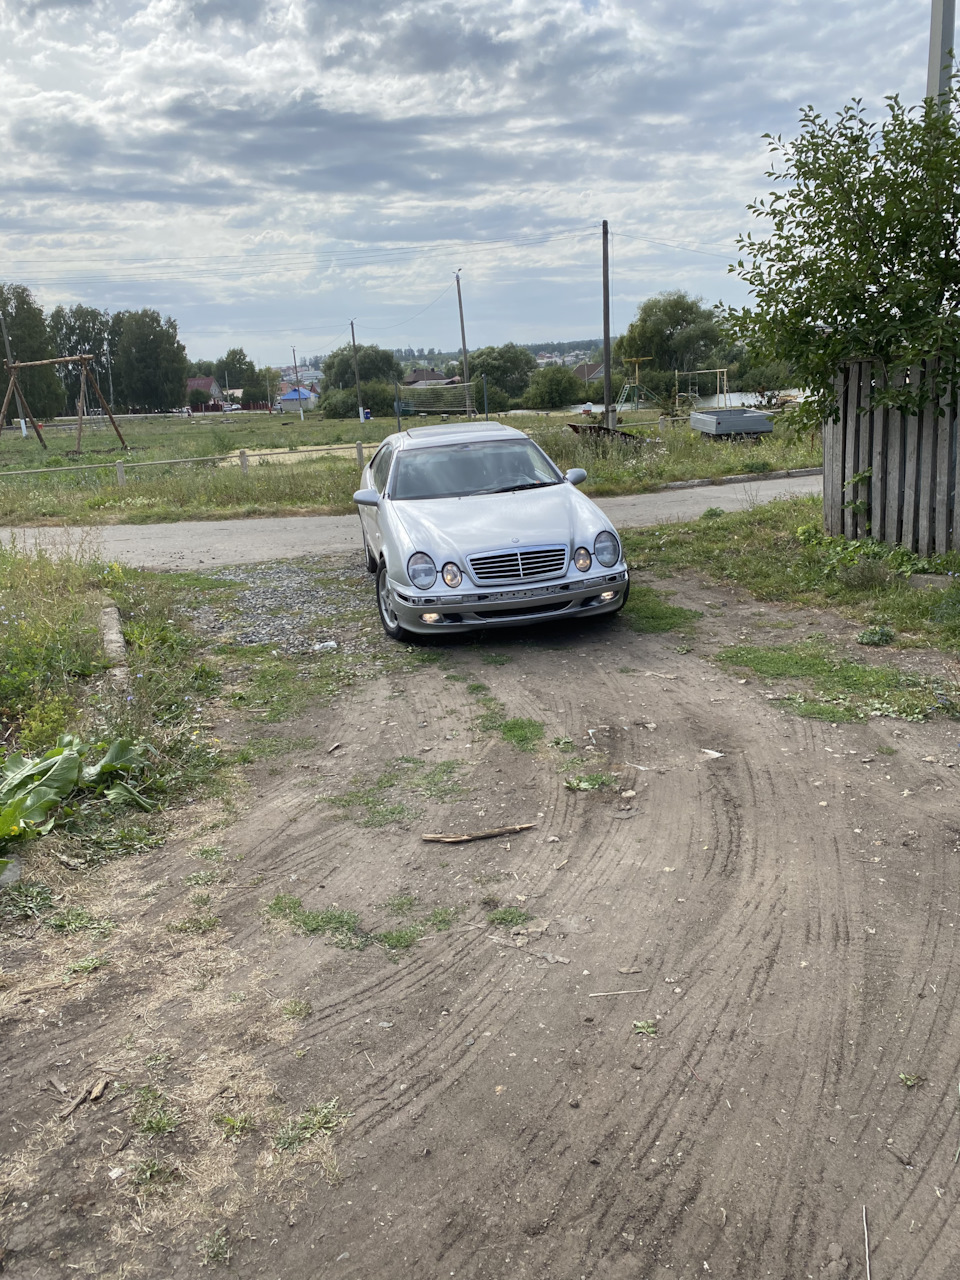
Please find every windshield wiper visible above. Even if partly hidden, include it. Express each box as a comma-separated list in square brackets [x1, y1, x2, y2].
[484, 480, 561, 494]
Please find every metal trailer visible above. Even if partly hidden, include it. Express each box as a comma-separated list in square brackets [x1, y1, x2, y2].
[690, 407, 774, 437]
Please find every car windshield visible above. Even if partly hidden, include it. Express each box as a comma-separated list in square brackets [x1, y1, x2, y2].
[390, 439, 563, 501]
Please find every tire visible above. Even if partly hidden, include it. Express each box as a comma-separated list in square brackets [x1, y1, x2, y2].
[376, 561, 413, 642]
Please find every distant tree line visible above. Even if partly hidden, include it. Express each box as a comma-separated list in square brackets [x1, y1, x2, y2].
[0, 283, 190, 418]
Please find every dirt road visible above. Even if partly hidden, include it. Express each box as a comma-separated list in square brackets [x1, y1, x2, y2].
[4, 556, 960, 1279]
[0, 472, 821, 569]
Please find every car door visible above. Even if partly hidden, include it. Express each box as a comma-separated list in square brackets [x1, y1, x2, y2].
[360, 443, 394, 557]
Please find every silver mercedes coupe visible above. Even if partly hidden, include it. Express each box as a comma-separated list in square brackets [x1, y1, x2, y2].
[353, 422, 630, 639]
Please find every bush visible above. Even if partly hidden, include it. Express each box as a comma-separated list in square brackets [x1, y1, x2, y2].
[523, 365, 586, 409]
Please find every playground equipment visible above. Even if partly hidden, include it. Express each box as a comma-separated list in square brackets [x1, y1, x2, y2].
[1, 353, 127, 452]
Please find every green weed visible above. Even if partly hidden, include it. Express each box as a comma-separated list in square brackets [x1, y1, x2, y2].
[426, 906, 458, 931]
[65, 953, 110, 976]
[377, 923, 425, 951]
[273, 1099, 351, 1152]
[281, 998, 312, 1019]
[168, 913, 220, 934]
[214, 1113, 254, 1143]
[48, 907, 114, 936]
[133, 1085, 180, 1135]
[197, 1226, 232, 1266]
[633, 1020, 658, 1036]
[132, 1158, 181, 1190]
[487, 906, 531, 927]
[267, 894, 369, 949]
[564, 772, 617, 790]
[1, 880, 53, 921]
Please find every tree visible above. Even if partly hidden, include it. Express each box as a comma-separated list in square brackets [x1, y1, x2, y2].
[214, 347, 256, 393]
[112, 310, 188, 411]
[523, 364, 585, 410]
[48, 304, 111, 410]
[321, 380, 396, 419]
[242, 366, 279, 405]
[470, 342, 537, 406]
[0, 283, 64, 421]
[321, 344, 402, 391]
[729, 92, 960, 420]
[614, 291, 720, 373]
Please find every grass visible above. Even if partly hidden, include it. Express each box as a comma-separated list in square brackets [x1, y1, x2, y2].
[168, 912, 220, 934]
[273, 1098, 351, 1152]
[132, 1085, 180, 1136]
[620, 495, 960, 655]
[64, 952, 110, 976]
[487, 906, 531, 927]
[267, 893, 369, 948]
[717, 640, 960, 721]
[472, 687, 545, 751]
[197, 1226, 232, 1266]
[214, 1112, 255, 1143]
[0, 409, 821, 525]
[621, 585, 701, 634]
[564, 772, 617, 790]
[281, 997, 312, 1019]
[132, 1158, 182, 1190]
[47, 907, 114, 936]
[326, 756, 462, 827]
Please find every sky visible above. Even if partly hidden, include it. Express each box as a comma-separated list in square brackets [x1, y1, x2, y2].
[0, 0, 933, 365]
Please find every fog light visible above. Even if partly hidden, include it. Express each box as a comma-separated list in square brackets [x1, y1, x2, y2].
[599, 590, 617, 602]
[420, 612, 442, 623]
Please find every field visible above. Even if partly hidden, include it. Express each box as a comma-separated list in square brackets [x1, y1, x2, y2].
[0, 408, 822, 525]
[3, 516, 960, 1279]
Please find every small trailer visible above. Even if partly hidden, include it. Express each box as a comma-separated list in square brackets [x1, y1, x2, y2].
[690, 407, 774, 438]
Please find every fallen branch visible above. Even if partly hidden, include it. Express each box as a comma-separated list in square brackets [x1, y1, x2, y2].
[863, 1205, 872, 1280]
[422, 823, 537, 844]
[59, 1074, 111, 1121]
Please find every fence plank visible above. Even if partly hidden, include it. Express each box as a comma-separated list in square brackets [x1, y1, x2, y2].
[842, 363, 860, 540]
[855, 362, 872, 539]
[935, 385, 952, 554]
[823, 371, 844, 535]
[884, 372, 905, 548]
[917, 364, 936, 557]
[870, 367, 887, 543]
[900, 365, 922, 552]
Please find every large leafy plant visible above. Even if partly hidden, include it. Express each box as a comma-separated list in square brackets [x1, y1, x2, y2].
[0, 736, 153, 856]
[728, 88, 960, 423]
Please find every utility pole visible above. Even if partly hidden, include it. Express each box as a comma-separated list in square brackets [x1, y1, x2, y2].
[350, 321, 364, 422]
[602, 220, 614, 432]
[0, 305, 28, 436]
[104, 330, 115, 408]
[928, 0, 956, 98]
[455, 270, 470, 416]
[291, 345, 304, 422]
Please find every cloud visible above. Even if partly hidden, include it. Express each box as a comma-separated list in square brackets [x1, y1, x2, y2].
[0, 0, 937, 359]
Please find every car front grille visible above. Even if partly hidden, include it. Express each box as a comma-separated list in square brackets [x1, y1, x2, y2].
[468, 545, 567, 583]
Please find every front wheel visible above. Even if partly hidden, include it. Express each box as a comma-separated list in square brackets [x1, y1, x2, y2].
[376, 562, 413, 641]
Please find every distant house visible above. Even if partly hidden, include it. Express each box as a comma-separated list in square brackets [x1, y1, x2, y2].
[402, 367, 450, 386]
[571, 362, 604, 383]
[186, 375, 224, 402]
[279, 387, 317, 410]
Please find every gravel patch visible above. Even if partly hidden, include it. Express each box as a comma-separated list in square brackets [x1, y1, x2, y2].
[185, 557, 373, 655]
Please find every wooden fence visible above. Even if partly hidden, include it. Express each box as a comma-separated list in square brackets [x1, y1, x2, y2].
[824, 360, 958, 553]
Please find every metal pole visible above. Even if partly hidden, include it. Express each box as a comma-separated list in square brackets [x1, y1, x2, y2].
[455, 270, 470, 416]
[291, 346, 304, 421]
[394, 380, 402, 432]
[482, 372, 489, 420]
[602, 220, 613, 431]
[928, 0, 956, 99]
[350, 321, 364, 423]
[0, 305, 28, 435]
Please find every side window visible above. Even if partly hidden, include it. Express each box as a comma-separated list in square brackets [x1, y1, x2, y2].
[370, 446, 394, 494]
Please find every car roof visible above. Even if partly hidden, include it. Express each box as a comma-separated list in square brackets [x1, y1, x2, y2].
[396, 422, 528, 449]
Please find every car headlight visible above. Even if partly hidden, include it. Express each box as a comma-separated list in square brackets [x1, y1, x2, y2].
[574, 546, 592, 572]
[407, 552, 437, 588]
[594, 531, 620, 567]
[441, 562, 462, 588]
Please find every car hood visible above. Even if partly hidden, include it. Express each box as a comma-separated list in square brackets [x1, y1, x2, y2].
[390, 483, 613, 563]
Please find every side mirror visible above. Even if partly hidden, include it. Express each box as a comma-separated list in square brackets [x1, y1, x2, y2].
[353, 488, 380, 507]
[565, 468, 587, 486]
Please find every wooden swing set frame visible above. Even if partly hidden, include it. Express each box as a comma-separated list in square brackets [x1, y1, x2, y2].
[1, 353, 128, 452]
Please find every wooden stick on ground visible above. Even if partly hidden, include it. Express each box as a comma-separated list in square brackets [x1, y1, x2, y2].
[422, 823, 537, 844]
[863, 1205, 872, 1280]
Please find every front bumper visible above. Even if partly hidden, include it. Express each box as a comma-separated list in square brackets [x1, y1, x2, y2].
[390, 568, 630, 634]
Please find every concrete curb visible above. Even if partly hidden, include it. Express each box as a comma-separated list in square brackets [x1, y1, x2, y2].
[100, 598, 129, 688]
[659, 467, 823, 492]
